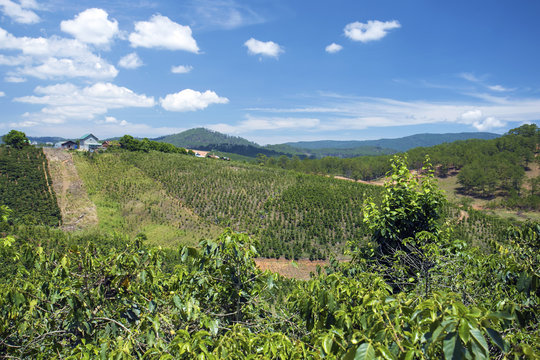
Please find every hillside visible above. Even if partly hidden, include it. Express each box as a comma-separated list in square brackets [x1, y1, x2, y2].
[157, 127, 288, 158]
[157, 127, 256, 148]
[283, 132, 500, 152]
[2, 149, 537, 359]
[0, 146, 61, 226]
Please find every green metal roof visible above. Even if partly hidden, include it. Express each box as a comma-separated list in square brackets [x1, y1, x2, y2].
[79, 133, 97, 140]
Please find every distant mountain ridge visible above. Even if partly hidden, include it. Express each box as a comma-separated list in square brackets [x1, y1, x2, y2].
[3, 129, 501, 159]
[283, 132, 500, 152]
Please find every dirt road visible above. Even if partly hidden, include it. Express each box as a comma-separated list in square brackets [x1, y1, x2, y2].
[43, 148, 98, 231]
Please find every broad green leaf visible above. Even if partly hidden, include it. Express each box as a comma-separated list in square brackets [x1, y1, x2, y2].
[469, 327, 489, 356]
[486, 328, 507, 352]
[322, 335, 333, 355]
[443, 333, 464, 360]
[458, 320, 470, 343]
[353, 343, 375, 360]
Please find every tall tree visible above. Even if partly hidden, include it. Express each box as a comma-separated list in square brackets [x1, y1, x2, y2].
[2, 130, 29, 149]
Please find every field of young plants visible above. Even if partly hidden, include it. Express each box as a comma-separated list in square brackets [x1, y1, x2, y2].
[0, 154, 537, 359]
[0, 147, 61, 226]
[76, 150, 382, 259]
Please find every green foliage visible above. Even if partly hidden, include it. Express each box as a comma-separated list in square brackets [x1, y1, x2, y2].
[118, 151, 380, 258]
[73, 151, 220, 246]
[2, 129, 29, 149]
[118, 134, 188, 154]
[363, 155, 445, 256]
[0, 206, 538, 358]
[0, 147, 61, 226]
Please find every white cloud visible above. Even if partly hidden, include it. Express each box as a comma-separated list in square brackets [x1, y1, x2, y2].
[488, 84, 511, 92]
[96, 116, 129, 127]
[4, 75, 25, 82]
[20, 57, 118, 79]
[0, 0, 39, 24]
[171, 65, 193, 74]
[460, 109, 483, 122]
[209, 115, 320, 134]
[325, 43, 343, 53]
[0, 91, 5, 96]
[14, 82, 155, 125]
[184, 0, 265, 30]
[247, 92, 540, 133]
[459, 72, 481, 82]
[61, 8, 119, 46]
[472, 117, 506, 131]
[0, 27, 119, 80]
[344, 20, 401, 43]
[160, 89, 229, 112]
[0, 54, 28, 66]
[118, 52, 143, 69]
[244, 38, 283, 58]
[129, 15, 199, 52]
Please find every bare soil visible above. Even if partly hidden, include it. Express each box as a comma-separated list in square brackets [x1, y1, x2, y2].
[254, 258, 328, 280]
[43, 148, 98, 231]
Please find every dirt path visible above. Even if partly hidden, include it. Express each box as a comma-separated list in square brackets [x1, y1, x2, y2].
[43, 148, 98, 231]
[254, 258, 328, 280]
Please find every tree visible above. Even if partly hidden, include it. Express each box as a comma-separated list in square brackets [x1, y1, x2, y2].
[363, 154, 445, 257]
[2, 130, 29, 149]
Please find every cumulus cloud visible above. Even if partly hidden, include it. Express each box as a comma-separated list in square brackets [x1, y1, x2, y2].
[472, 117, 506, 131]
[325, 43, 343, 53]
[160, 89, 229, 112]
[96, 116, 129, 126]
[0, 91, 5, 96]
[129, 15, 199, 52]
[0, 27, 118, 80]
[460, 109, 483, 122]
[61, 8, 119, 46]
[14, 82, 155, 125]
[171, 65, 193, 74]
[0, 0, 39, 24]
[344, 20, 401, 43]
[118, 52, 143, 69]
[244, 38, 283, 58]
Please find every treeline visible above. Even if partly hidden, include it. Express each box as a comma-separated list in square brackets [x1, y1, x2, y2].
[0, 146, 61, 226]
[118, 135, 189, 154]
[259, 124, 540, 209]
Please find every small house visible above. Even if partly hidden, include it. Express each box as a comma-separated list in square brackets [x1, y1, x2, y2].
[54, 140, 77, 150]
[79, 134, 101, 151]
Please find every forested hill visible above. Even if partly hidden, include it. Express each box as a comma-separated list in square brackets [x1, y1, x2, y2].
[156, 128, 499, 159]
[156, 128, 256, 148]
[283, 132, 500, 152]
[156, 127, 289, 158]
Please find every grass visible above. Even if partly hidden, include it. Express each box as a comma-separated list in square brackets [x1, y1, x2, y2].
[73, 152, 222, 248]
[436, 169, 540, 221]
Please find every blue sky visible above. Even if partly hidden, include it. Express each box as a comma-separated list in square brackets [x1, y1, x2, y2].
[0, 0, 539, 144]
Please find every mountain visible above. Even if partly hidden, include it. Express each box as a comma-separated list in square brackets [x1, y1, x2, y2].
[283, 132, 500, 152]
[157, 128, 289, 158]
[156, 128, 256, 148]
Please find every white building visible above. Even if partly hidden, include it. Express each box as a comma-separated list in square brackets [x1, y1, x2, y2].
[79, 134, 101, 151]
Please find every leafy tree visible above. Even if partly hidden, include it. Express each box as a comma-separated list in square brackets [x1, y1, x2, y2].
[2, 130, 29, 149]
[362, 154, 445, 257]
